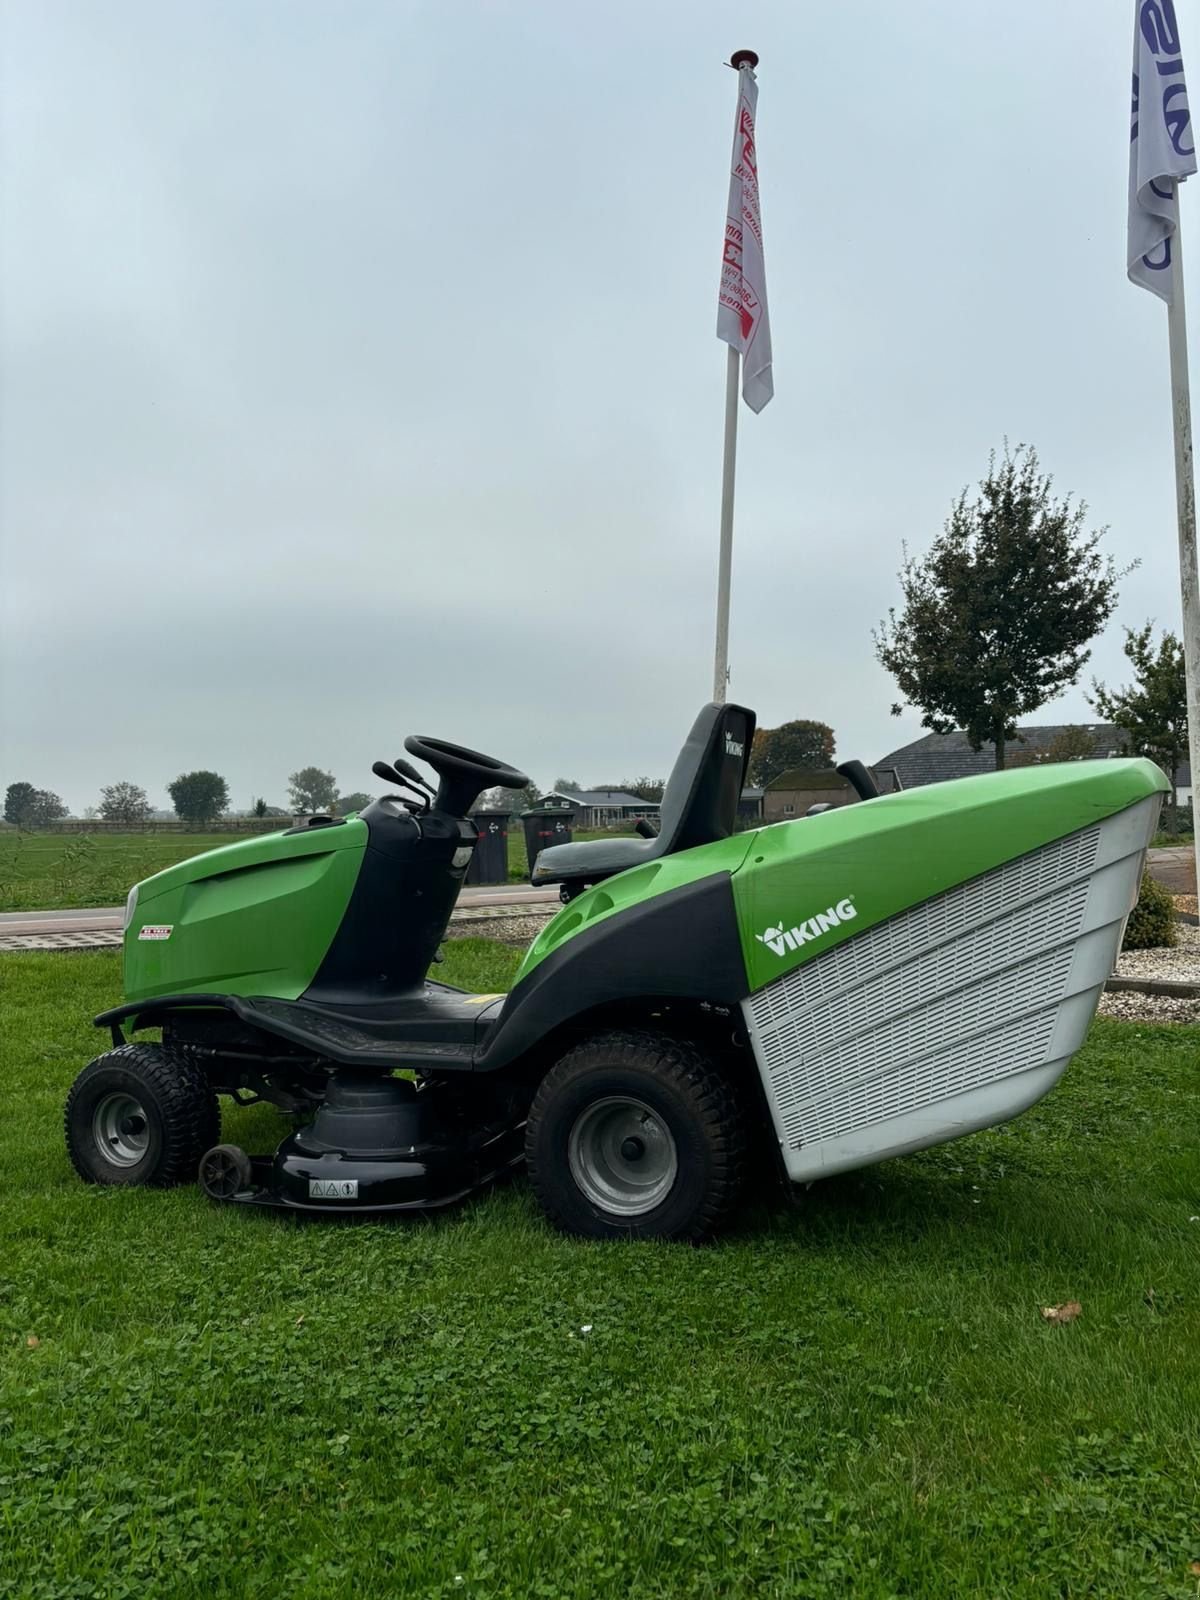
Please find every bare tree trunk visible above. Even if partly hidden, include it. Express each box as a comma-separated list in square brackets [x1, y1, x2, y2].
[995, 735, 1006, 770]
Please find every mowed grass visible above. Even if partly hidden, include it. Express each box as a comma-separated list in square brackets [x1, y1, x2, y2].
[2, 950, 1198, 1599]
[0, 826, 633, 908]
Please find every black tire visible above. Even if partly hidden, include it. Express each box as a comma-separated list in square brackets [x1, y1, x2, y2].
[64, 1043, 220, 1188]
[525, 1029, 746, 1241]
[198, 1143, 253, 1201]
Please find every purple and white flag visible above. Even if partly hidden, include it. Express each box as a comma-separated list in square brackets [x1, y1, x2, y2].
[1128, 0, 1196, 300]
[717, 65, 773, 411]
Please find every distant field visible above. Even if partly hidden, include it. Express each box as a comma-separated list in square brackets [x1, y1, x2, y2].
[0, 824, 631, 911]
[0, 832, 241, 912]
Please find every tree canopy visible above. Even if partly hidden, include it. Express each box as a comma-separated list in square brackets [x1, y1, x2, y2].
[4, 782, 37, 826]
[99, 781, 152, 824]
[480, 782, 540, 812]
[1091, 622, 1189, 803]
[168, 770, 230, 825]
[4, 783, 67, 827]
[875, 443, 1125, 769]
[748, 722, 836, 788]
[336, 791, 375, 816]
[288, 767, 338, 814]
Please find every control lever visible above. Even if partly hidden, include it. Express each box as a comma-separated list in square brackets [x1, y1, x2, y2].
[393, 757, 436, 797]
[634, 817, 659, 839]
[372, 760, 407, 787]
[371, 760, 429, 811]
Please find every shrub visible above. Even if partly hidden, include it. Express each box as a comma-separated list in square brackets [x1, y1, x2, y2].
[1157, 803, 1194, 837]
[1122, 872, 1177, 950]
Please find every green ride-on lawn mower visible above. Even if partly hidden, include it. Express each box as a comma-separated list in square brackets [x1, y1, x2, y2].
[65, 703, 1167, 1240]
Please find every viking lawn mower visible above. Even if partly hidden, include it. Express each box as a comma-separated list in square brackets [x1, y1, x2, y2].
[64, 703, 1167, 1239]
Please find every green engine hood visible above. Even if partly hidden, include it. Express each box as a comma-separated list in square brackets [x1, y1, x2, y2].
[125, 820, 368, 1001]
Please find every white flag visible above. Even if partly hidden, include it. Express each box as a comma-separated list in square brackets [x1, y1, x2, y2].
[1128, 0, 1196, 300]
[718, 67, 773, 412]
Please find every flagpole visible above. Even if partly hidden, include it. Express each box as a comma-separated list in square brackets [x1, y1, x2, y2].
[1165, 209, 1200, 891]
[712, 343, 740, 704]
[712, 47, 759, 706]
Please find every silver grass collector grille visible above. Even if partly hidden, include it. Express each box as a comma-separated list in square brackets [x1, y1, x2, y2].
[745, 825, 1107, 1156]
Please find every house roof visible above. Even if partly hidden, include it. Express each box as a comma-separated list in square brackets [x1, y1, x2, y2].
[767, 768, 850, 792]
[765, 766, 902, 795]
[871, 723, 1133, 789]
[542, 789, 660, 809]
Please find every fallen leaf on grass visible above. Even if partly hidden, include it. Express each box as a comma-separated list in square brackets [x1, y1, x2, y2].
[1188, 1559, 1200, 1576]
[295, 1315, 305, 1327]
[1040, 1301, 1082, 1324]
[25, 1335, 39, 1349]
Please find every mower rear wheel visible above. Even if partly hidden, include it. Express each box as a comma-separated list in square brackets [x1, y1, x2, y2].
[65, 1043, 219, 1188]
[525, 1030, 746, 1241]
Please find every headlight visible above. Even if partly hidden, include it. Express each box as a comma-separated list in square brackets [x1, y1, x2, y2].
[123, 884, 139, 932]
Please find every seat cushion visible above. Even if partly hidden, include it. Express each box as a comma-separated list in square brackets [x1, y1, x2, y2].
[532, 834, 659, 884]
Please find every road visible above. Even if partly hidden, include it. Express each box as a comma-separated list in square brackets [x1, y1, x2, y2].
[0, 882, 561, 938]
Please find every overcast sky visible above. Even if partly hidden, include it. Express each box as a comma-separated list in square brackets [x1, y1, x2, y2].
[2, 0, 1197, 812]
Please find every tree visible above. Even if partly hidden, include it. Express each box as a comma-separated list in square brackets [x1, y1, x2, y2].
[6, 785, 68, 827]
[337, 791, 375, 816]
[748, 722, 836, 787]
[552, 778, 582, 793]
[288, 767, 338, 814]
[624, 776, 666, 803]
[480, 782, 540, 812]
[875, 443, 1125, 769]
[99, 781, 152, 824]
[1091, 623, 1189, 804]
[168, 770, 230, 825]
[23, 789, 68, 826]
[251, 797, 268, 818]
[4, 782, 37, 826]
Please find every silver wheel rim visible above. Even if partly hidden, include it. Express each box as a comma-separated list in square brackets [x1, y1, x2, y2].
[567, 1096, 678, 1217]
[92, 1091, 150, 1168]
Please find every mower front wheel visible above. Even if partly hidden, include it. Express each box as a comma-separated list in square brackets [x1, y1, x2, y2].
[65, 1043, 220, 1188]
[525, 1030, 746, 1241]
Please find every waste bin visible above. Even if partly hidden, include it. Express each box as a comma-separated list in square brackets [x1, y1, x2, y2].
[522, 806, 574, 880]
[465, 811, 510, 886]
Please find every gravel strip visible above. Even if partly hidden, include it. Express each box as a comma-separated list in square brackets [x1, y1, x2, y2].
[0, 930, 123, 952]
[447, 912, 553, 949]
[1097, 988, 1200, 1023]
[1113, 920, 1200, 983]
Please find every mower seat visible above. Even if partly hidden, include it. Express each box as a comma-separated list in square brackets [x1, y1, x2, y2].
[532, 702, 756, 888]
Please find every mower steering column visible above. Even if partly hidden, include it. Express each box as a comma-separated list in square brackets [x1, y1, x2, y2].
[403, 735, 530, 818]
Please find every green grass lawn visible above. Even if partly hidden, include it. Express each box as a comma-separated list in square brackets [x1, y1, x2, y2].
[0, 826, 633, 907]
[1, 948, 1198, 1597]
[1151, 831, 1195, 849]
[0, 832, 246, 912]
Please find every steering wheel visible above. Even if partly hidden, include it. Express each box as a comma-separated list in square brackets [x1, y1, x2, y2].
[404, 735, 530, 817]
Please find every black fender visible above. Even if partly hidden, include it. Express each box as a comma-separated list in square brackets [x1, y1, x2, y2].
[475, 873, 750, 1074]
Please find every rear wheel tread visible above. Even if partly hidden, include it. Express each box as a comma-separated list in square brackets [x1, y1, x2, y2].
[526, 1028, 747, 1240]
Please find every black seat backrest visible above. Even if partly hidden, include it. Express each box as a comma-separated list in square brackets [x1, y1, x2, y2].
[657, 702, 756, 854]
